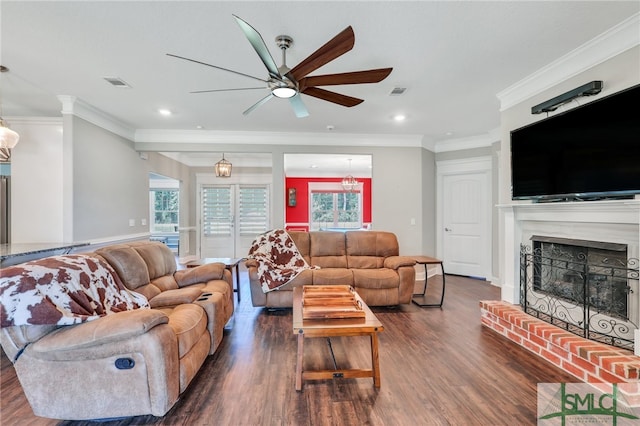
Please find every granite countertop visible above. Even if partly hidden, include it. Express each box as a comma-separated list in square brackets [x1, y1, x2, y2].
[0, 242, 89, 261]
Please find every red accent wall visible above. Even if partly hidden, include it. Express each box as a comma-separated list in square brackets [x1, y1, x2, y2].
[285, 177, 372, 225]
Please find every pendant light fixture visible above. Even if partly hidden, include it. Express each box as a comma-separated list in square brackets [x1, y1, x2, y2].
[214, 153, 232, 177]
[0, 66, 19, 155]
[341, 159, 358, 192]
[0, 118, 19, 150]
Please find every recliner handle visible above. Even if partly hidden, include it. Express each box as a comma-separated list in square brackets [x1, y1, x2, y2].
[115, 357, 135, 370]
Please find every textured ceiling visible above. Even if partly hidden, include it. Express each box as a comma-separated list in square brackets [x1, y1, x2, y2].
[2, 1, 638, 150]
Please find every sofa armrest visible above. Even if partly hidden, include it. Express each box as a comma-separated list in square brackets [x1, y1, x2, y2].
[174, 263, 225, 287]
[384, 256, 417, 270]
[149, 287, 202, 308]
[29, 309, 168, 354]
[15, 312, 180, 419]
[244, 259, 259, 268]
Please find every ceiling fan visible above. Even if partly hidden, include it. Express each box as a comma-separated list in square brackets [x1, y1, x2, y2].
[167, 15, 393, 118]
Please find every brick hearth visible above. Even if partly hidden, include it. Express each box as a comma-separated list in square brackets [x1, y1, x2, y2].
[480, 300, 640, 389]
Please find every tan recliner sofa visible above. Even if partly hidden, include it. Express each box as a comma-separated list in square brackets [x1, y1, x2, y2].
[0, 241, 234, 420]
[246, 231, 416, 308]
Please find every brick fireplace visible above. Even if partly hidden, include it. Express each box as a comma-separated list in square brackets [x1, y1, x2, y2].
[499, 199, 640, 312]
[521, 235, 637, 350]
[530, 235, 629, 313]
[491, 198, 640, 383]
[480, 300, 640, 399]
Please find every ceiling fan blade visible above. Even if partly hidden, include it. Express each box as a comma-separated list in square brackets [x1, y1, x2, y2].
[190, 87, 266, 94]
[233, 15, 281, 79]
[301, 87, 363, 107]
[298, 68, 393, 90]
[289, 26, 355, 81]
[166, 53, 267, 83]
[243, 93, 274, 116]
[289, 94, 309, 118]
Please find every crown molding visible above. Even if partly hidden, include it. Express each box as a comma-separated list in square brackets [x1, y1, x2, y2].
[134, 129, 424, 148]
[57, 95, 136, 141]
[420, 136, 436, 152]
[3, 116, 62, 126]
[435, 128, 500, 153]
[497, 12, 640, 111]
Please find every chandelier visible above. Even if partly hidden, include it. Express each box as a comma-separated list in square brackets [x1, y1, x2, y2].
[214, 153, 232, 177]
[0, 118, 19, 150]
[341, 159, 358, 192]
[0, 66, 19, 160]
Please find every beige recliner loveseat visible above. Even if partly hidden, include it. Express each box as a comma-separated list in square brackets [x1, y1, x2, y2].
[246, 230, 416, 308]
[0, 240, 234, 420]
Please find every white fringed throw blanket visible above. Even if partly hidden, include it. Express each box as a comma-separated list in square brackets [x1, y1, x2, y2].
[248, 229, 318, 293]
[0, 254, 149, 327]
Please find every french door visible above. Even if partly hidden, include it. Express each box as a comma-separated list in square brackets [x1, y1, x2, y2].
[200, 184, 269, 258]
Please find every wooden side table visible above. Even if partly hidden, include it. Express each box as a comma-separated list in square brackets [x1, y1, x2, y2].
[411, 256, 445, 308]
[186, 258, 243, 302]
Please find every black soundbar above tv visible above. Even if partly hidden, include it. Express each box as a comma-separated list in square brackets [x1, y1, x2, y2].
[510, 84, 640, 202]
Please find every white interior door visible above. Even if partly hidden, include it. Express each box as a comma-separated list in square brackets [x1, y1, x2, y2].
[437, 158, 492, 279]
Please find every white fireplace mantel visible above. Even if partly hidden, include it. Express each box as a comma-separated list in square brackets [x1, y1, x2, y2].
[498, 199, 640, 304]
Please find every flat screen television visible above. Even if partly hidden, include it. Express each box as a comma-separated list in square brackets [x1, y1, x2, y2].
[510, 84, 640, 202]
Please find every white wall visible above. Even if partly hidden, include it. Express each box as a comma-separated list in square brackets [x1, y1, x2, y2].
[497, 45, 640, 298]
[7, 115, 198, 248]
[9, 118, 64, 243]
[371, 146, 425, 255]
[8, 115, 435, 257]
[421, 148, 437, 255]
[499, 46, 640, 207]
[72, 117, 149, 242]
[142, 142, 433, 256]
[146, 151, 204, 258]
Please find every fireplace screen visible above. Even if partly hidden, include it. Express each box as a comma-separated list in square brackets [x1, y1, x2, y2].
[520, 237, 639, 350]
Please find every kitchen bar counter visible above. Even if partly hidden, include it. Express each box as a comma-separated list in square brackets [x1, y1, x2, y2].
[0, 242, 89, 268]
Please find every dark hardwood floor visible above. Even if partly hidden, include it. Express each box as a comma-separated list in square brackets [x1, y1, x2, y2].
[1, 271, 577, 425]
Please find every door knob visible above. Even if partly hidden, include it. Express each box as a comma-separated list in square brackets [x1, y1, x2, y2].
[445, 228, 452, 232]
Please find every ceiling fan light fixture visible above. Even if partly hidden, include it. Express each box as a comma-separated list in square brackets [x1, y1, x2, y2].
[272, 87, 297, 99]
[170, 16, 391, 117]
[214, 153, 232, 177]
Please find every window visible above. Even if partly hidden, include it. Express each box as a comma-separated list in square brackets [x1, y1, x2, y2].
[310, 185, 362, 230]
[238, 186, 269, 236]
[150, 189, 179, 233]
[202, 186, 232, 237]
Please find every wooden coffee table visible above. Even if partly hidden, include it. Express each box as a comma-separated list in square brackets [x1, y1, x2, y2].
[292, 286, 384, 391]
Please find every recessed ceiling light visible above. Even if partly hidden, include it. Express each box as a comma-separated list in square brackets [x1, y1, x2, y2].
[196, 125, 203, 129]
[445, 131, 454, 136]
[310, 164, 318, 168]
[158, 109, 172, 116]
[393, 114, 406, 122]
